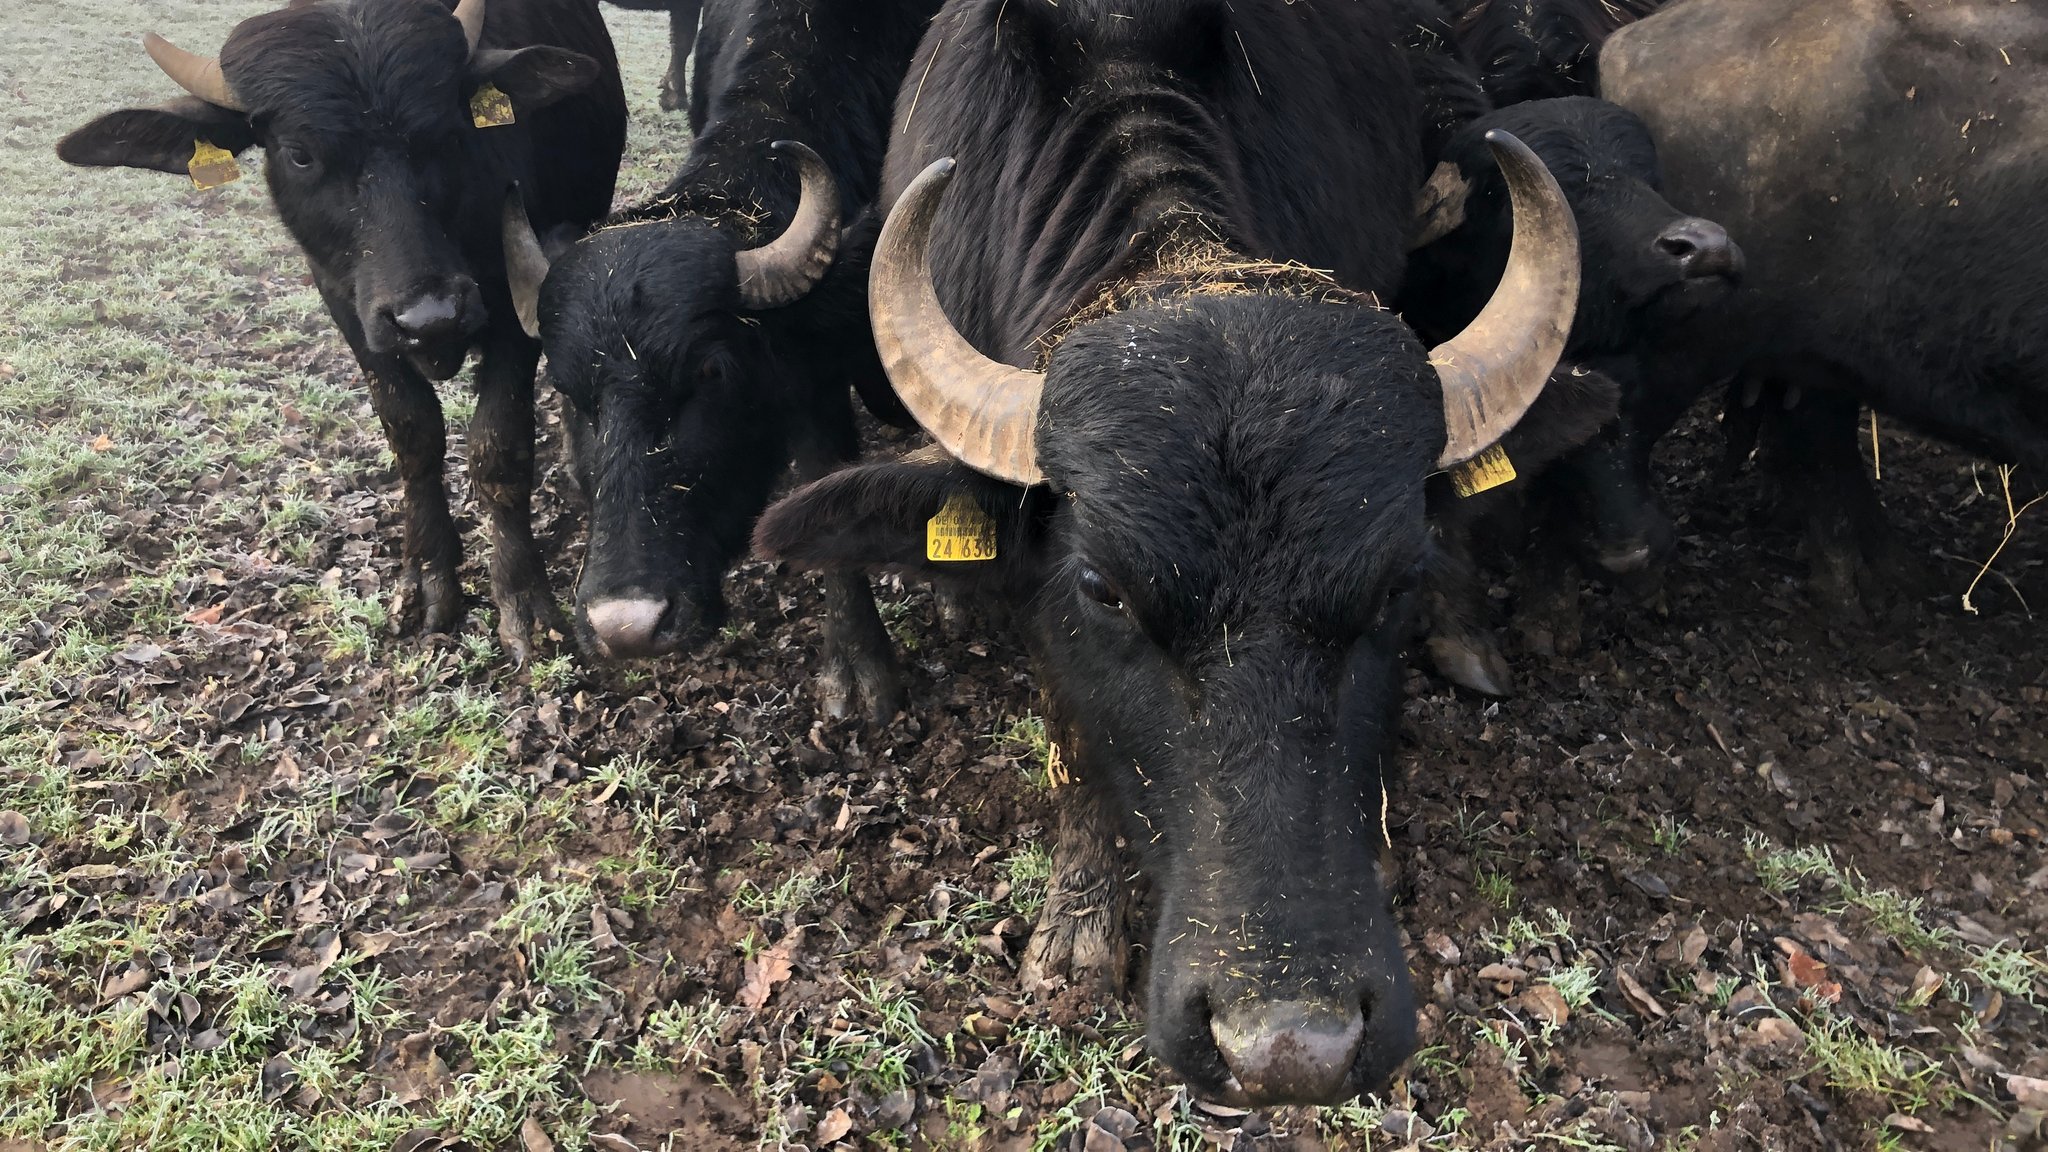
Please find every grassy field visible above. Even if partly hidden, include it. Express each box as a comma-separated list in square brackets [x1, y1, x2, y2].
[3, 3, 2046, 1152]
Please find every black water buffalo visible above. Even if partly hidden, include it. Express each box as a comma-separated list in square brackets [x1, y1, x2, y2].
[1602, 0, 2048, 608]
[603, 0, 702, 111]
[1402, 96, 1741, 692]
[1456, 0, 1663, 104]
[58, 0, 627, 663]
[755, 0, 1586, 1105]
[502, 0, 940, 721]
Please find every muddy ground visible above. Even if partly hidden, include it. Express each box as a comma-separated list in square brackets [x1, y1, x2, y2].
[2, 5, 2046, 1152]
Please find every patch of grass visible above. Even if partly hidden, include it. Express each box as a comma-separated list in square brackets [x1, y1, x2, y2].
[1479, 907, 1577, 958]
[1012, 1014, 1153, 1152]
[634, 998, 735, 1070]
[731, 862, 850, 924]
[1651, 815, 1693, 856]
[1476, 869, 1515, 909]
[1963, 942, 2047, 1003]
[1798, 1011, 1950, 1116]
[1000, 841, 1054, 922]
[994, 713, 1062, 790]
[1744, 835, 1836, 896]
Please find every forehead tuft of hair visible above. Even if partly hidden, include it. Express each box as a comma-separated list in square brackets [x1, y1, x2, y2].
[221, 0, 469, 139]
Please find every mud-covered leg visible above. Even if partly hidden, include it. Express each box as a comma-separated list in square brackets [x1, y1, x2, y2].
[1020, 782, 1131, 996]
[1422, 492, 1513, 697]
[792, 397, 903, 725]
[815, 572, 906, 724]
[471, 333, 565, 665]
[658, 0, 702, 112]
[320, 281, 461, 635]
[1515, 487, 1584, 659]
[1761, 380, 1923, 616]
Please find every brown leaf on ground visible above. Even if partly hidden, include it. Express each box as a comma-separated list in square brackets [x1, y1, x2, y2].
[589, 1135, 640, 1152]
[88, 433, 114, 452]
[1883, 1113, 1934, 1134]
[1516, 984, 1570, 1028]
[0, 810, 30, 846]
[739, 931, 800, 1013]
[815, 1107, 854, 1145]
[182, 604, 225, 626]
[100, 964, 152, 1003]
[520, 1116, 555, 1152]
[1423, 930, 1461, 964]
[1615, 966, 1668, 1019]
[2009, 1073, 2048, 1110]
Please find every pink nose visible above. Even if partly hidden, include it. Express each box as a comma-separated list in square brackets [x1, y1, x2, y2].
[584, 597, 670, 658]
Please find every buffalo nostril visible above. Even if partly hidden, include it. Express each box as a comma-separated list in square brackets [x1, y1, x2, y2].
[1209, 1000, 1366, 1106]
[391, 294, 464, 341]
[584, 597, 672, 658]
[1655, 218, 1743, 280]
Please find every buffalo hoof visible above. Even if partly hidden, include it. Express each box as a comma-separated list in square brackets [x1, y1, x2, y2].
[816, 650, 905, 727]
[1426, 633, 1513, 697]
[492, 579, 568, 669]
[391, 557, 462, 637]
[1020, 793, 1130, 997]
[658, 72, 683, 113]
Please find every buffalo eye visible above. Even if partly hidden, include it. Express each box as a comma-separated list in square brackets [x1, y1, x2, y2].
[281, 144, 315, 170]
[1077, 567, 1123, 610]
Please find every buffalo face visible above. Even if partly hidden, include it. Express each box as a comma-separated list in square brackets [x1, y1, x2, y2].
[1411, 96, 1742, 357]
[540, 221, 787, 660]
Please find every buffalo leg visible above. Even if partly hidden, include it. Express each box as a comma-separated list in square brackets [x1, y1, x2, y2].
[658, 0, 703, 113]
[1515, 487, 1584, 659]
[471, 332, 566, 665]
[1422, 490, 1513, 697]
[1756, 367, 1922, 615]
[1020, 781, 1132, 996]
[792, 404, 904, 725]
[319, 282, 462, 635]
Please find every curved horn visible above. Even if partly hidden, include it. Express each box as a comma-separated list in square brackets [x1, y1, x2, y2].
[502, 185, 551, 340]
[142, 33, 244, 112]
[734, 141, 842, 310]
[1431, 129, 1581, 469]
[870, 157, 1047, 486]
[453, 0, 486, 54]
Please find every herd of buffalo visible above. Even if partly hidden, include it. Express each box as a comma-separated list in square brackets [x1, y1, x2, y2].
[55, 0, 2045, 1111]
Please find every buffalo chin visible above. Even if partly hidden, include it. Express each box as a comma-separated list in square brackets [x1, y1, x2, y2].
[407, 345, 470, 382]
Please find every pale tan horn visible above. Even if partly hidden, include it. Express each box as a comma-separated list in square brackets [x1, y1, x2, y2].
[870, 157, 1047, 486]
[1431, 129, 1581, 469]
[502, 185, 551, 340]
[453, 0, 487, 54]
[142, 33, 245, 112]
[735, 141, 842, 309]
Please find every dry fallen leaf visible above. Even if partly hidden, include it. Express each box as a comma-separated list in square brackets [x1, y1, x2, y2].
[520, 1116, 556, 1152]
[1906, 966, 1943, 1007]
[589, 1135, 640, 1152]
[1516, 984, 1570, 1028]
[182, 604, 225, 626]
[1423, 930, 1461, 965]
[1883, 1113, 1934, 1134]
[0, 810, 28, 846]
[814, 1107, 854, 1145]
[1616, 966, 1668, 1019]
[2009, 1073, 2048, 1110]
[88, 434, 114, 452]
[1475, 962, 1526, 985]
[739, 931, 800, 1013]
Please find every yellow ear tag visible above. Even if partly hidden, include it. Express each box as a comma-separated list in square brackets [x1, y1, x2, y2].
[926, 492, 999, 562]
[470, 83, 516, 128]
[187, 140, 242, 190]
[1449, 443, 1517, 498]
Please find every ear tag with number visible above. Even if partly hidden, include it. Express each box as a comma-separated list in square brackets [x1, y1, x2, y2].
[187, 140, 242, 190]
[468, 84, 516, 129]
[1449, 443, 1517, 498]
[926, 492, 999, 562]
[470, 83, 516, 128]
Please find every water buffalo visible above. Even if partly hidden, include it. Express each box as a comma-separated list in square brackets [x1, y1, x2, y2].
[1403, 96, 1742, 692]
[603, 0, 701, 111]
[502, 0, 940, 721]
[1602, 0, 2048, 609]
[755, 0, 1585, 1106]
[58, 0, 627, 664]
[1456, 0, 1664, 104]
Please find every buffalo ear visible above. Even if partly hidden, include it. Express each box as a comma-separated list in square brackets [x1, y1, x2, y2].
[472, 46, 601, 113]
[57, 99, 256, 176]
[754, 458, 1046, 585]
